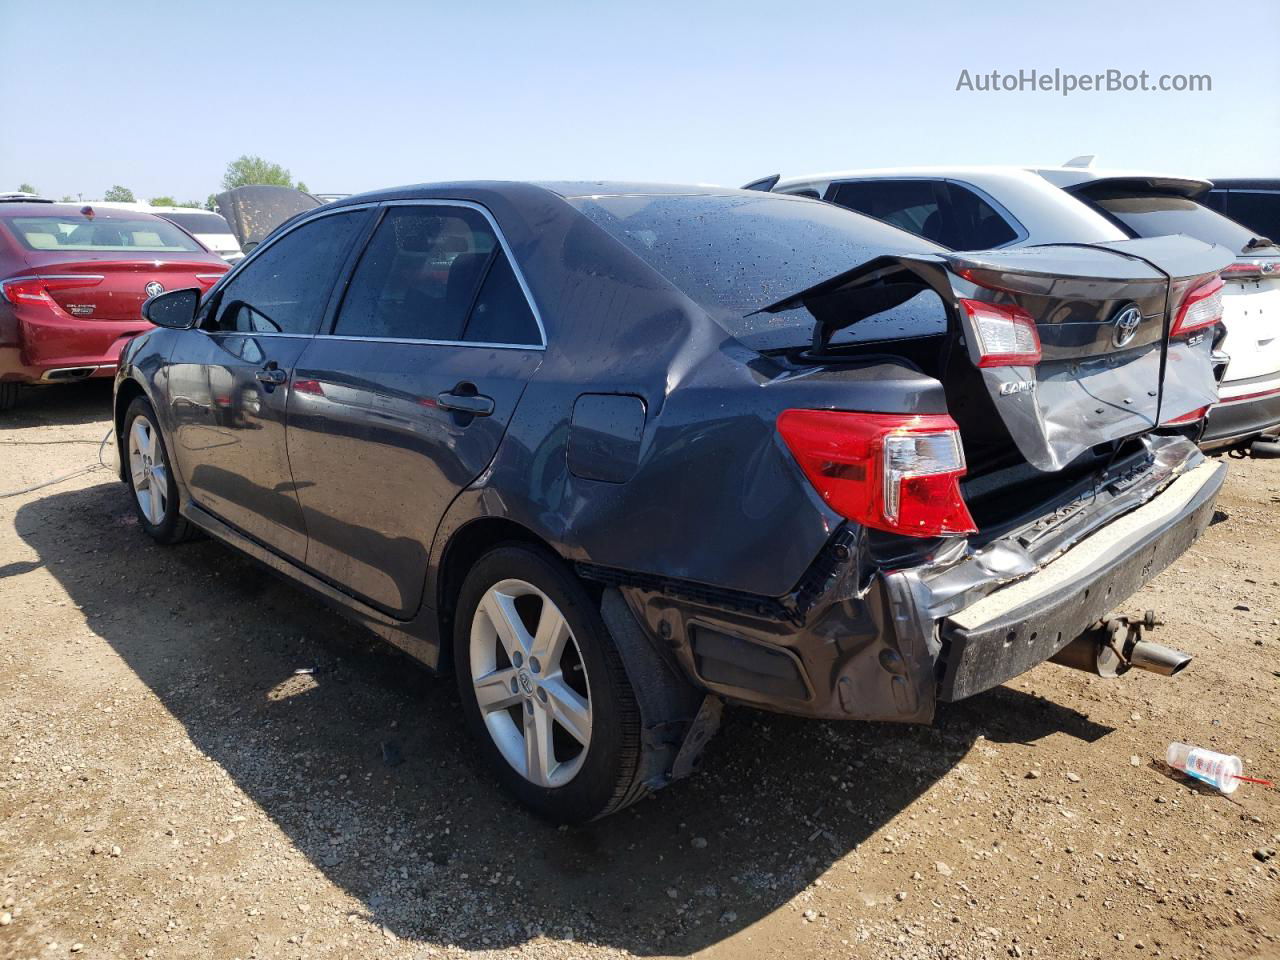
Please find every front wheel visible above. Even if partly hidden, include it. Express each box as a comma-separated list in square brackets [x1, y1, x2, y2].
[124, 397, 195, 545]
[454, 544, 647, 823]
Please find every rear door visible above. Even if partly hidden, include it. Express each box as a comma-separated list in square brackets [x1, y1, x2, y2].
[167, 207, 370, 561]
[285, 201, 544, 617]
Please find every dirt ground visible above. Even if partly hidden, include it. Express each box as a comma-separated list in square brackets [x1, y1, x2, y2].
[0, 381, 1277, 960]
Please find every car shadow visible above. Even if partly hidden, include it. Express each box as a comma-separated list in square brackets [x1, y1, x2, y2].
[16, 481, 1114, 956]
[4, 380, 114, 428]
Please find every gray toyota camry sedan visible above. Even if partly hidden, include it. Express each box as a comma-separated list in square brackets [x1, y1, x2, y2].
[115, 181, 1230, 822]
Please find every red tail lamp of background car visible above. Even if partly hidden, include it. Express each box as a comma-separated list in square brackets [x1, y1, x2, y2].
[777, 410, 977, 538]
[1, 274, 104, 305]
[1172, 276, 1224, 336]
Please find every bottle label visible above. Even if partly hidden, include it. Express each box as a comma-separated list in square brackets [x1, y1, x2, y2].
[1184, 748, 1227, 787]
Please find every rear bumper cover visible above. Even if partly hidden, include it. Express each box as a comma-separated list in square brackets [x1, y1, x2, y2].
[0, 303, 148, 383]
[1202, 387, 1280, 446]
[615, 440, 1224, 723]
[934, 458, 1224, 701]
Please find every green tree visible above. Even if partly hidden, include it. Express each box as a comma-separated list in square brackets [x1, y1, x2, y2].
[103, 185, 136, 202]
[149, 195, 177, 207]
[178, 200, 204, 209]
[221, 155, 295, 190]
[18, 182, 36, 194]
[59, 195, 75, 202]
[205, 193, 218, 211]
[295, 180, 310, 195]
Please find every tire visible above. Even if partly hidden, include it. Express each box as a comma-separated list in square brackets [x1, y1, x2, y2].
[454, 543, 645, 823]
[123, 397, 196, 545]
[0, 382, 19, 412]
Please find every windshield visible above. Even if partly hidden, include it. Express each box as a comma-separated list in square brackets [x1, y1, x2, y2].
[567, 193, 945, 349]
[7, 215, 203, 252]
[160, 212, 234, 236]
[1088, 193, 1273, 253]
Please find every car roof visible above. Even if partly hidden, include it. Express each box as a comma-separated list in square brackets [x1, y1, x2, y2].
[325, 180, 791, 209]
[1029, 165, 1211, 198]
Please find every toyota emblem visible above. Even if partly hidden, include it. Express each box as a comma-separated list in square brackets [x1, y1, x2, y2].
[144, 281, 165, 298]
[1111, 304, 1143, 348]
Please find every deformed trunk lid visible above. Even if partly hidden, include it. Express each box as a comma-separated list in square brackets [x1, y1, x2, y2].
[760, 236, 1232, 471]
[214, 186, 321, 251]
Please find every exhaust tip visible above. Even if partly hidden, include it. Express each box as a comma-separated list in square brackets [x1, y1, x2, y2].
[41, 366, 97, 382]
[1127, 640, 1192, 677]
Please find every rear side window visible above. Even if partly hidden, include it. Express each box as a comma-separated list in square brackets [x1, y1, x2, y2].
[1085, 193, 1264, 252]
[211, 210, 365, 335]
[828, 180, 945, 244]
[6, 215, 202, 252]
[1223, 191, 1280, 243]
[333, 205, 538, 345]
[828, 180, 1018, 249]
[160, 212, 234, 235]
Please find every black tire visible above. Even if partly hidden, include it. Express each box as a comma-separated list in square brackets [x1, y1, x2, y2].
[454, 543, 645, 823]
[123, 397, 196, 545]
[0, 382, 19, 412]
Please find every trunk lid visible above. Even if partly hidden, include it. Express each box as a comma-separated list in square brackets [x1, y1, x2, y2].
[25, 258, 228, 322]
[759, 236, 1232, 472]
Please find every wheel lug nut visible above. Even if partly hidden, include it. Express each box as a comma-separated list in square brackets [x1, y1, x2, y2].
[529, 657, 540, 674]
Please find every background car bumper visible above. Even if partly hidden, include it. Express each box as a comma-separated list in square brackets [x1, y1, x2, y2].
[0, 304, 148, 384]
[1201, 385, 1280, 447]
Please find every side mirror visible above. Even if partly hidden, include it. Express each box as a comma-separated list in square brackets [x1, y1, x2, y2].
[143, 287, 200, 330]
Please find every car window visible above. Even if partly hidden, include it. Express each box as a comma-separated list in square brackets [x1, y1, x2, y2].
[936, 183, 1019, 249]
[160, 211, 234, 236]
[1225, 191, 1280, 243]
[7, 215, 202, 252]
[462, 249, 541, 345]
[332, 205, 503, 341]
[211, 210, 365, 335]
[827, 180, 945, 244]
[1085, 193, 1268, 253]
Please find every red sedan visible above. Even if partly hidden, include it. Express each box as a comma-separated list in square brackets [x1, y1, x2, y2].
[0, 201, 229, 411]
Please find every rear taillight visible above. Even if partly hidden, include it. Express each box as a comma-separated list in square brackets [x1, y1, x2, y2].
[1172, 276, 1224, 336]
[1220, 260, 1279, 281]
[194, 273, 225, 290]
[777, 410, 977, 538]
[1162, 405, 1209, 426]
[959, 299, 1041, 367]
[0, 274, 104, 306]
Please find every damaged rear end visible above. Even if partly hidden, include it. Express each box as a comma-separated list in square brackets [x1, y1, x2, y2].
[621, 235, 1231, 723]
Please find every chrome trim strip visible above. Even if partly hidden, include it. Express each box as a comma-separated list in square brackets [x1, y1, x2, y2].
[310, 334, 543, 351]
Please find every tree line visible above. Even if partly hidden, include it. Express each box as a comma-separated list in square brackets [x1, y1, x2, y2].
[14, 155, 311, 209]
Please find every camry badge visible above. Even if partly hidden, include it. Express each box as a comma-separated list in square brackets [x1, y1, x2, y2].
[145, 281, 165, 298]
[1112, 304, 1143, 348]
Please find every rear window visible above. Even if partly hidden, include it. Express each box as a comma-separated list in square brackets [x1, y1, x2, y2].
[1085, 193, 1268, 253]
[567, 193, 944, 350]
[160, 212, 233, 235]
[6, 215, 203, 252]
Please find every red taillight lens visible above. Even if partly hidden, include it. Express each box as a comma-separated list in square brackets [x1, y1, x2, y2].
[959, 300, 1042, 367]
[1172, 276, 1224, 336]
[194, 273, 225, 291]
[1162, 405, 1209, 426]
[1220, 260, 1278, 281]
[1, 274, 103, 305]
[777, 410, 977, 538]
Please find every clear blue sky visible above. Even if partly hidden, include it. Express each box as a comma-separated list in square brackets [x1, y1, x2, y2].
[2, 0, 1276, 200]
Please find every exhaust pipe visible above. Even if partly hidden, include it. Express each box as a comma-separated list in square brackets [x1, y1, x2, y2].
[40, 366, 98, 382]
[1249, 438, 1280, 459]
[1050, 613, 1191, 679]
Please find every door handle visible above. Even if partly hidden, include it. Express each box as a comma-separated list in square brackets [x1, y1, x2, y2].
[255, 366, 287, 385]
[436, 390, 495, 416]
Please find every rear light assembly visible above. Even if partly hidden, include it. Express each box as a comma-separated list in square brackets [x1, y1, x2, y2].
[1220, 259, 1278, 281]
[194, 273, 225, 291]
[1, 274, 103, 306]
[777, 409, 977, 538]
[1162, 405, 1209, 426]
[1172, 276, 1224, 336]
[959, 299, 1041, 367]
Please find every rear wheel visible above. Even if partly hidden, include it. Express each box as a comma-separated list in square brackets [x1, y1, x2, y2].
[0, 383, 19, 412]
[454, 544, 646, 823]
[124, 397, 195, 545]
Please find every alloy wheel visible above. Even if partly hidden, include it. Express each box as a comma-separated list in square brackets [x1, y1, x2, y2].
[128, 415, 169, 526]
[469, 578, 592, 788]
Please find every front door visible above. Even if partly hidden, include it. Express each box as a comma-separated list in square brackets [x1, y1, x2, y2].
[167, 207, 369, 560]
[284, 202, 545, 616]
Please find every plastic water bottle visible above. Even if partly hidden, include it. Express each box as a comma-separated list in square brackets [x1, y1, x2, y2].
[1166, 742, 1243, 794]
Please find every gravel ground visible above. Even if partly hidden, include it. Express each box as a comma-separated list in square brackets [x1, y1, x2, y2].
[1, 381, 1277, 960]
